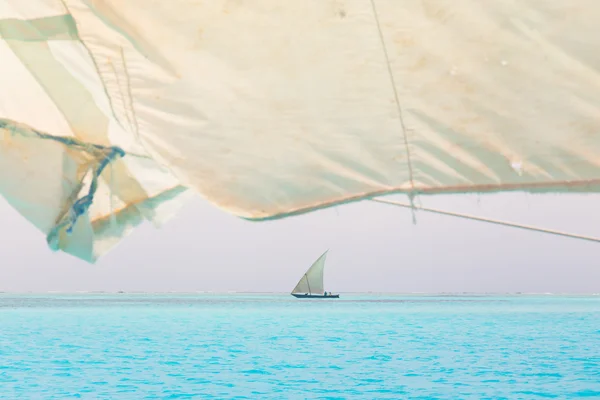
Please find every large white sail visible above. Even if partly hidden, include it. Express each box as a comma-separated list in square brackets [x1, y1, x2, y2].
[292, 251, 328, 295]
[2, 1, 600, 261]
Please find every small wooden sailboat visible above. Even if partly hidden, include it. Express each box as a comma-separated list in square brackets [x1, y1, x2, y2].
[291, 250, 339, 299]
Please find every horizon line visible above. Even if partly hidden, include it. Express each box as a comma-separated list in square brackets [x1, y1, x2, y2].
[0, 291, 598, 296]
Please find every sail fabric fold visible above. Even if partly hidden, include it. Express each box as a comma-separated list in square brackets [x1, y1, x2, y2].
[0, 1, 191, 262]
[2, 0, 600, 261]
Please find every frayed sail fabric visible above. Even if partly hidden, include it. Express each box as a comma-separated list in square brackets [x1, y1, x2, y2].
[2, 1, 600, 262]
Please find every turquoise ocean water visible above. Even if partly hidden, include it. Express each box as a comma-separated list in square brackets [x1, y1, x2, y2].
[0, 294, 599, 399]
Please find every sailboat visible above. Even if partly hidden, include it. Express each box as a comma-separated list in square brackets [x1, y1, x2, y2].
[291, 250, 339, 299]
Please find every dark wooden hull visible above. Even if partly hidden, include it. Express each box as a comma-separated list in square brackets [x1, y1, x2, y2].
[291, 293, 340, 299]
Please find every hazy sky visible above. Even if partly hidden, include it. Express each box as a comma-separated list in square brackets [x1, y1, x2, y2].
[1, 192, 599, 293]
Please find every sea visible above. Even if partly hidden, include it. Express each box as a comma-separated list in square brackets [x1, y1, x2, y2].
[0, 294, 599, 399]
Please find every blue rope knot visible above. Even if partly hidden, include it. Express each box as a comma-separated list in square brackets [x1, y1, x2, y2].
[0, 119, 128, 249]
[64, 145, 126, 235]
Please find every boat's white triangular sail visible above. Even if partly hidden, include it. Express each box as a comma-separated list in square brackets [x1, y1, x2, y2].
[291, 250, 328, 295]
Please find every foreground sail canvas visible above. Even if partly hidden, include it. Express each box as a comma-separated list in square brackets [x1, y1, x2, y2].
[2, 1, 600, 262]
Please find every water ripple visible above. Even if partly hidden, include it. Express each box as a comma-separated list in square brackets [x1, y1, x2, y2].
[0, 294, 599, 398]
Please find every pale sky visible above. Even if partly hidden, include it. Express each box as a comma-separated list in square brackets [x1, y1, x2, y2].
[2, 6, 599, 294]
[1, 192, 599, 293]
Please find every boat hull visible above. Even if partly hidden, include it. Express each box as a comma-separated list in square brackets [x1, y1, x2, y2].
[291, 293, 340, 299]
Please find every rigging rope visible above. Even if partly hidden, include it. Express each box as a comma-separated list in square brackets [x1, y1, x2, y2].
[370, 197, 600, 244]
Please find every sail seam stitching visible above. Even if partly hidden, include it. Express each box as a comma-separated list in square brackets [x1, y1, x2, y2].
[120, 47, 142, 142]
[369, 0, 415, 196]
[58, 0, 124, 133]
[108, 57, 136, 136]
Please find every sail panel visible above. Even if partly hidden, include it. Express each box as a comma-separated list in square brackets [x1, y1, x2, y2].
[375, 1, 600, 193]
[65, 0, 600, 217]
[291, 275, 310, 295]
[2, 1, 600, 261]
[65, 0, 412, 221]
[304, 251, 327, 295]
[291, 250, 328, 295]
